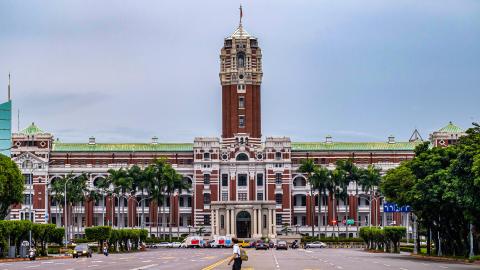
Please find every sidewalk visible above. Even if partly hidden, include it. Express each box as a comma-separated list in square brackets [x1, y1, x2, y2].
[0, 254, 70, 263]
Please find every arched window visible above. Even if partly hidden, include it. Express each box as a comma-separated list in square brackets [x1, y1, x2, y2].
[237, 52, 245, 68]
[293, 176, 306, 187]
[236, 153, 249, 161]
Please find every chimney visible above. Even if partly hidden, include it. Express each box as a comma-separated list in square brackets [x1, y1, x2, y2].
[88, 136, 95, 145]
[388, 135, 395, 144]
[151, 136, 158, 145]
[325, 135, 333, 144]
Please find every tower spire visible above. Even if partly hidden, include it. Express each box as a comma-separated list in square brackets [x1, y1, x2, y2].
[239, 4, 243, 27]
[7, 73, 11, 101]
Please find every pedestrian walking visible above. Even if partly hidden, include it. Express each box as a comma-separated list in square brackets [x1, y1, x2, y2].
[227, 238, 242, 270]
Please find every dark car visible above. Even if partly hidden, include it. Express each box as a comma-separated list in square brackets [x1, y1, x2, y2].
[268, 241, 275, 248]
[276, 240, 288, 250]
[73, 244, 92, 258]
[255, 240, 269, 250]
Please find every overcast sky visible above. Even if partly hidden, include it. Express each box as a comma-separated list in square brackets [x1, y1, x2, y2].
[0, 0, 479, 143]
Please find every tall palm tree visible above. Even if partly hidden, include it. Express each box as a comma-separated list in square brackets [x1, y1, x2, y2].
[334, 160, 353, 237]
[68, 173, 88, 238]
[108, 168, 133, 228]
[329, 168, 345, 238]
[150, 159, 168, 237]
[92, 177, 110, 226]
[129, 165, 154, 229]
[163, 164, 189, 241]
[310, 166, 330, 237]
[359, 165, 382, 226]
[50, 177, 64, 226]
[299, 159, 318, 237]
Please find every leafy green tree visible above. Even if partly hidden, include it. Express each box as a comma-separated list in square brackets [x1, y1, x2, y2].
[108, 168, 133, 228]
[32, 223, 56, 255]
[359, 165, 381, 226]
[384, 226, 406, 253]
[0, 154, 24, 220]
[85, 226, 112, 251]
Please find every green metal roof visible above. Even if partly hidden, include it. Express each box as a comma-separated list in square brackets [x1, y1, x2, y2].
[19, 122, 45, 135]
[52, 142, 193, 152]
[291, 141, 421, 151]
[437, 122, 464, 133]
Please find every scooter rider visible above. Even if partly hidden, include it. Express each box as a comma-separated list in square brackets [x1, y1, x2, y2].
[103, 242, 109, 256]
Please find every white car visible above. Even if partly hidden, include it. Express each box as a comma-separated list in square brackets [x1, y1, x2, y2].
[305, 242, 327, 249]
[156, 242, 171, 248]
[169, 242, 181, 248]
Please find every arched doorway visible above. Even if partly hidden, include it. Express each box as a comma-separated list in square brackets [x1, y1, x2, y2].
[236, 211, 251, 238]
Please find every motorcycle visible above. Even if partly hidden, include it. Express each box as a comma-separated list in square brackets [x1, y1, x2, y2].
[290, 241, 299, 249]
[28, 249, 36, 261]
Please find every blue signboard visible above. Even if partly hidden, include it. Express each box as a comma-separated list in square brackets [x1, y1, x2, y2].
[383, 202, 411, 213]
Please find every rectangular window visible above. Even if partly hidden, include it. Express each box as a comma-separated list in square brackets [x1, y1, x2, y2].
[222, 192, 228, 201]
[203, 174, 210, 185]
[238, 96, 245, 109]
[275, 152, 282, 160]
[24, 174, 33, 185]
[275, 194, 283, 205]
[239, 115, 245, 128]
[256, 173, 263, 186]
[275, 173, 282, 184]
[302, 216, 307, 226]
[238, 193, 247, 201]
[256, 193, 263, 201]
[23, 194, 33, 205]
[276, 214, 283, 225]
[221, 215, 225, 229]
[204, 215, 211, 226]
[263, 214, 267, 229]
[301, 196, 306, 206]
[238, 174, 247, 186]
[222, 174, 229, 187]
[203, 152, 210, 160]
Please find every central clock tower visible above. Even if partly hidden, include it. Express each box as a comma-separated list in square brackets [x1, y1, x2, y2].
[219, 17, 263, 139]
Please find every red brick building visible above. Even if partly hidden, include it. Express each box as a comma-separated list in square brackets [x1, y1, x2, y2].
[7, 16, 465, 239]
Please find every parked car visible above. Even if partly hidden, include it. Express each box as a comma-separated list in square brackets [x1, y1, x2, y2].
[156, 242, 171, 248]
[239, 240, 250, 248]
[305, 242, 327, 249]
[276, 240, 288, 250]
[169, 242, 182, 248]
[255, 240, 269, 250]
[73, 244, 92, 258]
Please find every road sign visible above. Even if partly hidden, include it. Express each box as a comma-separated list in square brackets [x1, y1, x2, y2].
[346, 219, 355, 225]
[384, 202, 411, 213]
[45, 213, 49, 221]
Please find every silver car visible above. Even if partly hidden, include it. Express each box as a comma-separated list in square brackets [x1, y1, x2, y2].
[305, 242, 327, 249]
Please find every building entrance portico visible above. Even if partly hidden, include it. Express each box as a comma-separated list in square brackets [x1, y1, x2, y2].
[236, 211, 251, 238]
[211, 201, 276, 239]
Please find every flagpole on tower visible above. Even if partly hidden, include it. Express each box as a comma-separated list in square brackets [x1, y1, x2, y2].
[239, 4, 243, 27]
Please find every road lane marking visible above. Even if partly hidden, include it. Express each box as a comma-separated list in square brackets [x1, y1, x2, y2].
[400, 268, 409, 270]
[273, 253, 280, 268]
[383, 264, 390, 267]
[128, 264, 158, 270]
[142, 260, 152, 263]
[439, 266, 448, 269]
[201, 256, 231, 270]
[88, 265, 98, 268]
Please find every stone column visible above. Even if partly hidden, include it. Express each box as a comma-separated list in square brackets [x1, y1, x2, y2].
[226, 209, 230, 235]
[215, 209, 219, 235]
[272, 209, 276, 236]
[211, 210, 215, 235]
[267, 209, 272, 236]
[252, 208, 257, 236]
[231, 209, 236, 236]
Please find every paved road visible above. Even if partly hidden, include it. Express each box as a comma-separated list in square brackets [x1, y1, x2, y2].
[1, 248, 478, 270]
[212, 248, 479, 270]
[0, 248, 231, 270]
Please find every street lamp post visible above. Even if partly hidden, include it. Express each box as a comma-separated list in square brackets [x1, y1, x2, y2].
[187, 225, 192, 236]
[295, 224, 300, 235]
[64, 178, 71, 249]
